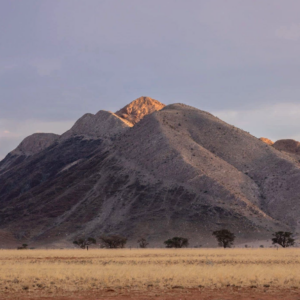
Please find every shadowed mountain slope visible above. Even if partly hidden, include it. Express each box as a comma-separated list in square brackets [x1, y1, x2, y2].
[0, 110, 132, 177]
[0, 133, 59, 175]
[0, 99, 299, 247]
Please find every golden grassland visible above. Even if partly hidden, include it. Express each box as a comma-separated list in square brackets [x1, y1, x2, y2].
[0, 248, 300, 294]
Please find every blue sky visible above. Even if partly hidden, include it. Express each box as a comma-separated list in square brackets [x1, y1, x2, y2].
[1, 0, 300, 159]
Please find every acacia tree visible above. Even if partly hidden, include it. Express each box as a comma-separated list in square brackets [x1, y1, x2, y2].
[164, 237, 189, 248]
[137, 238, 149, 248]
[73, 237, 96, 249]
[272, 231, 295, 248]
[99, 235, 127, 248]
[212, 229, 235, 248]
[17, 243, 28, 250]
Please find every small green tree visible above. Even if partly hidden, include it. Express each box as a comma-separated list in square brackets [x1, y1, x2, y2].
[137, 238, 149, 248]
[272, 231, 295, 248]
[73, 237, 96, 249]
[212, 229, 235, 248]
[99, 235, 127, 248]
[164, 237, 189, 248]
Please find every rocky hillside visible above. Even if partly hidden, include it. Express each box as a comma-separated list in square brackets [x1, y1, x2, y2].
[260, 138, 300, 160]
[0, 97, 299, 248]
[273, 139, 300, 156]
[60, 110, 132, 140]
[0, 133, 59, 175]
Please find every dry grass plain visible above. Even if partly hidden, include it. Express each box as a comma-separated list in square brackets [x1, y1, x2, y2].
[1, 248, 300, 299]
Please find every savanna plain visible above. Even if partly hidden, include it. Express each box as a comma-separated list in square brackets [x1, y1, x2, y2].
[1, 248, 300, 300]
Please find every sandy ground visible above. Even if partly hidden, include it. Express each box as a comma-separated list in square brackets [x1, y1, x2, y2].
[2, 287, 300, 300]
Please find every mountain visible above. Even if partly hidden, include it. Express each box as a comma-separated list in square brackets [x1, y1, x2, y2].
[0, 98, 299, 248]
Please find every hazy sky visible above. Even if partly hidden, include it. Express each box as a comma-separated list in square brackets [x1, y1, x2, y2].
[1, 0, 300, 159]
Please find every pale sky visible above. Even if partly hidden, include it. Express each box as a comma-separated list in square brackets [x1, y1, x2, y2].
[1, 0, 300, 159]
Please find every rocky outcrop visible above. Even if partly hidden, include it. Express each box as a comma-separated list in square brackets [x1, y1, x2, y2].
[115, 96, 165, 125]
[273, 139, 300, 155]
[259, 137, 274, 145]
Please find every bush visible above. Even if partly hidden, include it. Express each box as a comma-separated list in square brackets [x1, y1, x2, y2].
[17, 244, 28, 250]
[99, 235, 127, 248]
[73, 237, 96, 249]
[164, 237, 189, 248]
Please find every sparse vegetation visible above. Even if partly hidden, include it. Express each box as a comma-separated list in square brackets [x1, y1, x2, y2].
[17, 243, 28, 250]
[164, 237, 189, 248]
[99, 235, 127, 248]
[212, 229, 235, 248]
[272, 231, 295, 248]
[73, 237, 96, 249]
[137, 237, 149, 248]
[0, 248, 299, 295]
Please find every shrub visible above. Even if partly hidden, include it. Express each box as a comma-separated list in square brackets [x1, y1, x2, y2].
[164, 237, 189, 248]
[99, 235, 127, 248]
[17, 244, 28, 250]
[73, 237, 96, 249]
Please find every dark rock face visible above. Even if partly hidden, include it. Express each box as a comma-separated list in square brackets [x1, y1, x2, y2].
[0, 137, 103, 202]
[0, 154, 27, 175]
[0, 101, 299, 247]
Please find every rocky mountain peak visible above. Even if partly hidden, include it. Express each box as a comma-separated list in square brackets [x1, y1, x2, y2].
[115, 96, 165, 125]
[60, 110, 132, 140]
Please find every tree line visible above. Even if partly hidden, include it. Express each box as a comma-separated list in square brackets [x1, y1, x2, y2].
[71, 230, 295, 250]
